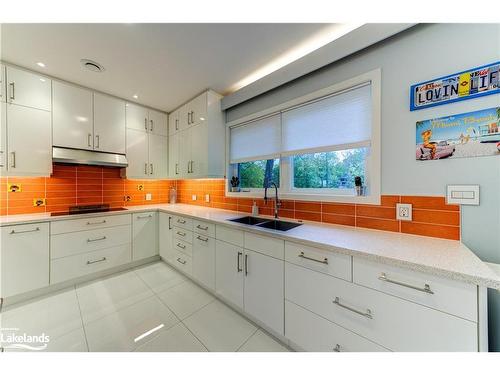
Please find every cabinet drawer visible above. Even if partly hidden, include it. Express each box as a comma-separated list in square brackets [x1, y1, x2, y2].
[285, 241, 352, 281]
[216, 225, 244, 247]
[172, 215, 193, 230]
[51, 225, 131, 259]
[173, 238, 193, 257]
[51, 214, 131, 234]
[352, 257, 477, 322]
[193, 219, 215, 237]
[172, 248, 192, 276]
[50, 244, 131, 284]
[285, 300, 388, 352]
[244, 232, 284, 260]
[173, 226, 193, 243]
[285, 262, 478, 351]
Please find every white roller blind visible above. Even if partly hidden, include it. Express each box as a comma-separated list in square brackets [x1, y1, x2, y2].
[230, 114, 281, 164]
[281, 83, 372, 155]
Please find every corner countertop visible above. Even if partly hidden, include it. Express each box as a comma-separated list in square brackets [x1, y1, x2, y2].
[2, 203, 500, 290]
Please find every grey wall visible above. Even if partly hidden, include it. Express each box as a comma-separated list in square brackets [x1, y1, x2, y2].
[226, 23, 500, 350]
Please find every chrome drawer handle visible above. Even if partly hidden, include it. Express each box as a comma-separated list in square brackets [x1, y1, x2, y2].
[87, 220, 106, 225]
[333, 344, 342, 352]
[87, 236, 106, 243]
[378, 273, 434, 294]
[333, 297, 373, 319]
[196, 224, 209, 231]
[176, 258, 186, 265]
[177, 219, 186, 224]
[176, 231, 186, 236]
[137, 214, 153, 219]
[10, 227, 40, 235]
[176, 243, 186, 249]
[237, 251, 242, 272]
[196, 235, 208, 242]
[298, 251, 328, 265]
[87, 257, 107, 265]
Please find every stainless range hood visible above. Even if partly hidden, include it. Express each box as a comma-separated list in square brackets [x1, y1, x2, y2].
[52, 147, 128, 168]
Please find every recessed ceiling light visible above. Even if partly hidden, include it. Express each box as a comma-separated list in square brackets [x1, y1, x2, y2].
[36, 62, 46, 68]
[133, 94, 139, 99]
[80, 59, 105, 73]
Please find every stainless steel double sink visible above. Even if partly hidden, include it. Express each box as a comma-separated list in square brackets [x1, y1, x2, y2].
[228, 216, 302, 231]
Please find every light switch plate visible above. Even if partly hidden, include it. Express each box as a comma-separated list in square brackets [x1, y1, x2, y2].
[192, 194, 197, 201]
[447, 185, 479, 205]
[396, 203, 412, 221]
[145, 193, 152, 201]
[205, 194, 210, 202]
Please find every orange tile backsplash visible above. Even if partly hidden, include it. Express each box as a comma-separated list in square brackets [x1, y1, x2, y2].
[176, 179, 461, 240]
[0, 174, 460, 240]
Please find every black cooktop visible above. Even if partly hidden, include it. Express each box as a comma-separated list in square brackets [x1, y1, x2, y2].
[50, 204, 128, 217]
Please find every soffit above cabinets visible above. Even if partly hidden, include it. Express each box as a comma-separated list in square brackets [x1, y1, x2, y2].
[1, 23, 339, 112]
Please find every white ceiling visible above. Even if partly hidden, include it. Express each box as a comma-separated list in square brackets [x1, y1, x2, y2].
[0, 23, 337, 112]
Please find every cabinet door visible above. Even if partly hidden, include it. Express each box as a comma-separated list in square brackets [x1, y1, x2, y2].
[178, 129, 191, 177]
[159, 213, 174, 262]
[132, 212, 158, 261]
[168, 109, 180, 135]
[7, 104, 52, 176]
[1, 223, 49, 298]
[52, 81, 93, 150]
[179, 103, 190, 131]
[149, 109, 168, 136]
[94, 93, 126, 154]
[244, 249, 284, 335]
[189, 123, 208, 178]
[148, 134, 168, 178]
[215, 240, 244, 309]
[189, 92, 208, 127]
[0, 102, 6, 174]
[0, 64, 5, 103]
[192, 234, 216, 290]
[5, 66, 51, 111]
[168, 133, 180, 178]
[126, 128, 149, 178]
[126, 103, 149, 132]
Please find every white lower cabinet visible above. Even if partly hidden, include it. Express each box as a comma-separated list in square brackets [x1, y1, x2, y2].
[285, 262, 478, 351]
[173, 248, 192, 276]
[132, 212, 158, 261]
[285, 300, 388, 352]
[1, 223, 50, 298]
[159, 212, 174, 262]
[215, 239, 244, 309]
[192, 233, 216, 290]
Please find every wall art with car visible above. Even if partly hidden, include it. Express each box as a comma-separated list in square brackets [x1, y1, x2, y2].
[415, 107, 500, 161]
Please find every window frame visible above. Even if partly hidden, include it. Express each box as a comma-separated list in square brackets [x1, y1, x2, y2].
[225, 69, 381, 205]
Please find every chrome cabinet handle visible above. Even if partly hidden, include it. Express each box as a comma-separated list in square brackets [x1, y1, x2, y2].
[175, 119, 179, 130]
[176, 231, 186, 236]
[333, 297, 373, 319]
[144, 163, 148, 175]
[333, 344, 342, 352]
[245, 254, 248, 276]
[175, 163, 179, 175]
[298, 251, 328, 265]
[150, 119, 154, 132]
[150, 163, 154, 175]
[10, 227, 40, 235]
[378, 273, 434, 294]
[137, 214, 153, 219]
[9, 82, 15, 100]
[187, 161, 191, 173]
[237, 251, 242, 272]
[176, 243, 186, 250]
[95, 135, 100, 149]
[177, 218, 186, 224]
[176, 257, 186, 265]
[144, 118, 148, 131]
[196, 235, 208, 242]
[190, 161, 194, 173]
[9, 152, 15, 168]
[191, 111, 195, 123]
[88, 133, 92, 147]
[187, 111, 191, 124]
[0, 150, 4, 168]
[87, 257, 107, 265]
[168, 216, 172, 230]
[87, 236, 106, 243]
[196, 224, 209, 231]
[87, 219, 106, 225]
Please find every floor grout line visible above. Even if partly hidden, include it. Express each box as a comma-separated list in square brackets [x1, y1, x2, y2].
[74, 285, 90, 352]
[235, 328, 259, 352]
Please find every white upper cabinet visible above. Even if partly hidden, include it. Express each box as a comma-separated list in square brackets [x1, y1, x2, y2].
[148, 134, 168, 178]
[5, 66, 51, 111]
[126, 103, 149, 132]
[52, 81, 93, 150]
[168, 132, 180, 178]
[189, 122, 208, 178]
[188, 92, 208, 127]
[168, 108, 180, 135]
[93, 93, 126, 154]
[0, 64, 6, 103]
[0, 102, 6, 173]
[126, 128, 149, 178]
[148, 109, 168, 136]
[7, 103, 52, 176]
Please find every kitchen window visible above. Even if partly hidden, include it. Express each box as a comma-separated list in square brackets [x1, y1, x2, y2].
[227, 69, 381, 204]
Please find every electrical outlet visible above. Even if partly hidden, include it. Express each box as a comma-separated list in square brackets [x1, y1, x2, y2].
[137, 184, 144, 191]
[145, 193, 152, 201]
[192, 194, 197, 201]
[205, 194, 210, 203]
[33, 198, 46, 207]
[396, 203, 412, 221]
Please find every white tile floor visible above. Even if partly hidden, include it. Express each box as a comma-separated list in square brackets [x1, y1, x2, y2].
[1, 261, 290, 352]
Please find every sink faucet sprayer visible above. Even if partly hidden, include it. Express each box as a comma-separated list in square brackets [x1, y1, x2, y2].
[264, 182, 281, 219]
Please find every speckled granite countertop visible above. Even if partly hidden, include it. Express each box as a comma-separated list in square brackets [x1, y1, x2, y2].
[2, 203, 499, 289]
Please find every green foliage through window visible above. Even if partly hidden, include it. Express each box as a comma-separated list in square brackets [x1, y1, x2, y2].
[237, 159, 280, 189]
